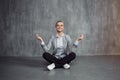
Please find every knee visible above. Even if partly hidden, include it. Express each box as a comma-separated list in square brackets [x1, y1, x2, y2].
[69, 52, 76, 59]
[42, 52, 49, 58]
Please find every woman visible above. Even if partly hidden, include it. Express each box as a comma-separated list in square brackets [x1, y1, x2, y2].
[36, 21, 84, 70]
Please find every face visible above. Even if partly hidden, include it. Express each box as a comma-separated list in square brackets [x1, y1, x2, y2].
[56, 22, 64, 32]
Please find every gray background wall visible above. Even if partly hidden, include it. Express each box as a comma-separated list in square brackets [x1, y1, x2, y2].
[0, 0, 120, 56]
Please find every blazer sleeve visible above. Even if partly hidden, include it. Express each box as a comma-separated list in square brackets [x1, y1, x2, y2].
[66, 35, 79, 54]
[66, 35, 79, 48]
[40, 36, 54, 52]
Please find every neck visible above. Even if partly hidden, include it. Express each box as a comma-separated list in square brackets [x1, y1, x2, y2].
[57, 31, 63, 37]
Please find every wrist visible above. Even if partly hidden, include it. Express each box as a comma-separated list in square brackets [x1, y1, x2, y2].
[77, 38, 81, 41]
[40, 39, 44, 42]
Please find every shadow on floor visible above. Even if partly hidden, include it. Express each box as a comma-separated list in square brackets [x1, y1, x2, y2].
[0, 56, 49, 68]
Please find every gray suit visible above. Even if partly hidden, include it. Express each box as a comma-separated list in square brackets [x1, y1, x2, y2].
[41, 33, 79, 58]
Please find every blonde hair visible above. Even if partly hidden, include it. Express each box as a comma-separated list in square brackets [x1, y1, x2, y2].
[55, 20, 64, 27]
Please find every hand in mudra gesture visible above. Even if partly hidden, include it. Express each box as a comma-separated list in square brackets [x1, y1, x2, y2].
[77, 34, 84, 41]
[35, 34, 43, 42]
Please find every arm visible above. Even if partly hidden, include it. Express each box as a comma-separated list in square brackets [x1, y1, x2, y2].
[61, 34, 83, 54]
[73, 34, 84, 47]
[35, 34, 53, 52]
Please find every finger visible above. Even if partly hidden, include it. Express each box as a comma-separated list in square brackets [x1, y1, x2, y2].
[79, 35, 82, 37]
[80, 34, 84, 37]
[81, 34, 83, 36]
[36, 34, 41, 37]
[36, 34, 39, 37]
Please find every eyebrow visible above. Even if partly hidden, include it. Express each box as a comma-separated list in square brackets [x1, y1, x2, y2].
[56, 24, 64, 26]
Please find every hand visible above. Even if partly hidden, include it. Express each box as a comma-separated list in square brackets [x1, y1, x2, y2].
[35, 34, 43, 42]
[77, 34, 84, 41]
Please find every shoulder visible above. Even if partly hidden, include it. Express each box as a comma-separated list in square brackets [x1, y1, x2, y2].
[50, 34, 56, 39]
[64, 33, 71, 39]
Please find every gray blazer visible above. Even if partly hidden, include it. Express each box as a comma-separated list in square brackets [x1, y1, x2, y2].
[41, 33, 79, 55]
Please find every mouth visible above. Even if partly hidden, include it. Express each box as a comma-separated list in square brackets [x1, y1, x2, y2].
[57, 28, 63, 31]
[57, 29, 63, 30]
[58, 28, 62, 29]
